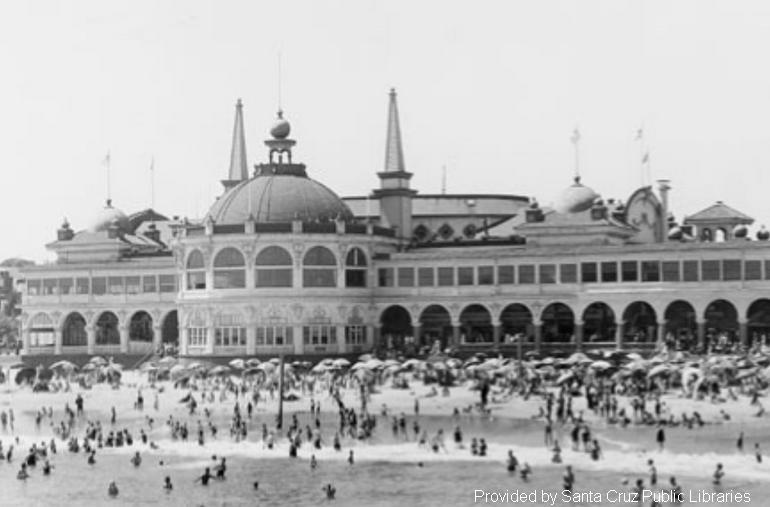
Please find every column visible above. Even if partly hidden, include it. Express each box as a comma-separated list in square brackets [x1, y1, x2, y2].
[86, 327, 94, 355]
[739, 320, 748, 349]
[119, 325, 129, 353]
[54, 329, 63, 355]
[657, 323, 666, 347]
[246, 327, 256, 355]
[20, 327, 29, 355]
[373, 325, 382, 352]
[574, 323, 584, 352]
[293, 325, 304, 354]
[492, 322, 502, 345]
[206, 324, 215, 354]
[366, 324, 375, 351]
[696, 321, 706, 351]
[152, 325, 162, 352]
[336, 325, 346, 354]
[412, 324, 422, 348]
[534, 322, 542, 354]
[615, 324, 623, 350]
[451, 321, 461, 347]
[179, 327, 189, 355]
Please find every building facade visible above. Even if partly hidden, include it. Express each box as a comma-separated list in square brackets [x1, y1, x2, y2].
[18, 89, 770, 358]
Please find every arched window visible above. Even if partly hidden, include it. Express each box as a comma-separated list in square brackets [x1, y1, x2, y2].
[303, 246, 337, 287]
[255, 246, 293, 287]
[186, 250, 206, 290]
[129, 311, 154, 342]
[213, 247, 246, 289]
[62, 312, 87, 346]
[345, 247, 367, 287]
[29, 313, 55, 347]
[96, 311, 120, 345]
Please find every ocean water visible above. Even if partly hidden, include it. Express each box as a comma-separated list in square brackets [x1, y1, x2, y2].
[1, 407, 767, 507]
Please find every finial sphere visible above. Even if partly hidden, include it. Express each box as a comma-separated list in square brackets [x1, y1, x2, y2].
[270, 110, 291, 139]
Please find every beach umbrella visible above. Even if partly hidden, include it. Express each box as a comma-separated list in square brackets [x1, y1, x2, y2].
[312, 363, 328, 374]
[735, 368, 759, 380]
[139, 363, 158, 372]
[14, 367, 36, 384]
[245, 358, 261, 367]
[402, 358, 423, 369]
[257, 362, 276, 373]
[209, 365, 231, 375]
[158, 356, 176, 366]
[446, 358, 462, 369]
[589, 360, 612, 371]
[242, 367, 263, 376]
[333, 358, 351, 368]
[625, 352, 643, 361]
[50, 360, 78, 372]
[647, 364, 671, 378]
[463, 357, 481, 367]
[89, 356, 108, 366]
[364, 358, 384, 369]
[109, 363, 124, 371]
[350, 362, 369, 371]
[81, 363, 98, 372]
[670, 351, 687, 363]
[564, 352, 591, 365]
[383, 359, 401, 367]
[229, 359, 246, 370]
[269, 358, 281, 366]
[556, 371, 575, 385]
[169, 364, 187, 374]
[358, 354, 373, 362]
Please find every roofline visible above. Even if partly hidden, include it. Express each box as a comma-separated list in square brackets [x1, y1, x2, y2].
[343, 193, 531, 202]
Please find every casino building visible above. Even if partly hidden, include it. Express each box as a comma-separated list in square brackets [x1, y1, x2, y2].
[18, 90, 770, 360]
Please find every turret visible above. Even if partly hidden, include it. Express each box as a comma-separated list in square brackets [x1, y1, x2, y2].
[221, 98, 249, 190]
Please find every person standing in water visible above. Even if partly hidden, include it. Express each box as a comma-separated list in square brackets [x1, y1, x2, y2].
[164, 476, 173, 491]
[195, 467, 213, 486]
[737, 431, 744, 452]
[755, 443, 762, 463]
[656, 427, 665, 451]
[108, 481, 119, 497]
[348, 450, 354, 465]
[712, 463, 724, 486]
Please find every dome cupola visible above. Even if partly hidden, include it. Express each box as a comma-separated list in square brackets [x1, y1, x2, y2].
[554, 176, 600, 214]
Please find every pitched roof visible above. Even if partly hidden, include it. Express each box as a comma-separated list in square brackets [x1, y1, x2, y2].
[684, 202, 754, 224]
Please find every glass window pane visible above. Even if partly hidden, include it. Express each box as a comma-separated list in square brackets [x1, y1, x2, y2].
[142, 276, 156, 293]
[539, 264, 556, 284]
[765, 260, 770, 280]
[417, 267, 434, 287]
[214, 269, 246, 288]
[304, 246, 336, 266]
[458, 267, 474, 285]
[159, 275, 177, 292]
[58, 278, 73, 295]
[76, 277, 90, 294]
[303, 268, 336, 287]
[398, 267, 415, 287]
[497, 265, 515, 284]
[621, 261, 638, 282]
[601, 262, 617, 282]
[581, 263, 597, 283]
[125, 276, 140, 294]
[518, 265, 535, 284]
[683, 260, 699, 281]
[255, 246, 292, 265]
[378, 268, 394, 287]
[256, 269, 293, 287]
[437, 267, 454, 286]
[745, 260, 761, 280]
[92, 277, 106, 295]
[43, 279, 57, 295]
[187, 272, 206, 290]
[641, 261, 660, 282]
[27, 279, 41, 295]
[701, 260, 721, 281]
[108, 276, 124, 294]
[560, 264, 577, 283]
[478, 266, 494, 285]
[723, 259, 741, 281]
[345, 269, 366, 288]
[662, 261, 680, 282]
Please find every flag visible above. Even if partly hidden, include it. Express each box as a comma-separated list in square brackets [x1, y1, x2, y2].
[642, 151, 649, 164]
[570, 128, 581, 144]
[635, 128, 643, 140]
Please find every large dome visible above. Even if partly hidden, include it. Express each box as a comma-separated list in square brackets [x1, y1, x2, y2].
[89, 200, 130, 233]
[554, 177, 600, 214]
[207, 173, 354, 224]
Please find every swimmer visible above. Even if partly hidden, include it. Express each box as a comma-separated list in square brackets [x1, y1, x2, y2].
[43, 460, 52, 475]
[507, 450, 518, 472]
[215, 458, 226, 480]
[755, 443, 762, 463]
[131, 451, 142, 467]
[195, 467, 213, 486]
[163, 476, 173, 491]
[520, 462, 532, 481]
[323, 483, 336, 499]
[108, 481, 119, 497]
[311, 454, 318, 469]
[17, 463, 29, 480]
[88, 451, 96, 465]
[253, 481, 259, 490]
[348, 450, 354, 465]
[712, 463, 724, 486]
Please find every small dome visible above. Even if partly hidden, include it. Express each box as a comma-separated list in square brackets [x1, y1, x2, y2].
[733, 224, 748, 238]
[89, 200, 130, 233]
[668, 226, 683, 240]
[270, 110, 291, 139]
[554, 177, 600, 214]
[757, 225, 769, 241]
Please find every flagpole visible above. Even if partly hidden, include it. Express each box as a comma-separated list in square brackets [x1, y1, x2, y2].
[150, 157, 155, 210]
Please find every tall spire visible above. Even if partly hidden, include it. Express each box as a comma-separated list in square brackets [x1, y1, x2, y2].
[229, 99, 248, 181]
[384, 88, 406, 173]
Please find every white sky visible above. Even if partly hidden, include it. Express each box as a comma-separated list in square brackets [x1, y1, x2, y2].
[2, 0, 770, 261]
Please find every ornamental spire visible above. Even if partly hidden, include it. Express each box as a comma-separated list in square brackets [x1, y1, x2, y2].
[384, 88, 406, 173]
[228, 98, 248, 182]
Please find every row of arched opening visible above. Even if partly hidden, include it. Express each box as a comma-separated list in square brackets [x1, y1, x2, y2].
[51, 310, 179, 347]
[379, 299, 770, 347]
[186, 246, 368, 290]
